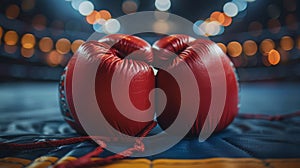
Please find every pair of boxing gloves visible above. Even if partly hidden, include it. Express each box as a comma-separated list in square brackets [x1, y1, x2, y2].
[59, 34, 239, 138]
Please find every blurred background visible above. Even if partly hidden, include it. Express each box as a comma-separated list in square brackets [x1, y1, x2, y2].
[1, 1, 300, 165]
[0, 0, 299, 82]
[0, 0, 299, 139]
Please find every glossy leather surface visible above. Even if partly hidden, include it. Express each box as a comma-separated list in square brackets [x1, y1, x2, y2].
[153, 34, 239, 137]
[61, 34, 155, 136]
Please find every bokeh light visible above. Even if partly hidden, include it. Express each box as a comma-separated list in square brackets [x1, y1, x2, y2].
[260, 39, 275, 55]
[221, 13, 232, 26]
[248, 21, 262, 37]
[71, 39, 85, 53]
[4, 31, 18, 46]
[47, 50, 64, 67]
[210, 12, 224, 23]
[21, 47, 35, 58]
[217, 43, 227, 53]
[267, 19, 281, 34]
[4, 45, 17, 54]
[71, 0, 85, 11]
[153, 20, 170, 34]
[297, 36, 300, 50]
[103, 19, 121, 34]
[122, 0, 138, 14]
[193, 20, 205, 36]
[21, 33, 36, 49]
[32, 14, 47, 31]
[231, 55, 244, 67]
[227, 41, 242, 57]
[280, 36, 294, 51]
[205, 21, 221, 36]
[93, 19, 106, 32]
[278, 47, 289, 63]
[262, 55, 271, 67]
[99, 10, 112, 20]
[93, 24, 103, 32]
[155, 11, 170, 21]
[218, 25, 225, 35]
[210, 12, 232, 27]
[268, 49, 280, 65]
[0, 27, 3, 40]
[0, 0, 296, 71]
[223, 2, 238, 17]
[6, 4, 20, 19]
[243, 40, 257, 56]
[56, 38, 71, 54]
[155, 0, 171, 11]
[79, 1, 94, 16]
[21, 0, 35, 12]
[39, 37, 53, 52]
[232, 0, 247, 12]
[86, 10, 101, 24]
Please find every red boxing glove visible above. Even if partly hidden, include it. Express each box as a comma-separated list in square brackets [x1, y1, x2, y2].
[153, 34, 239, 137]
[59, 34, 155, 136]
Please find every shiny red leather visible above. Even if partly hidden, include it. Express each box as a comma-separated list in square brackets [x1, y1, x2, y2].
[153, 34, 239, 137]
[62, 34, 155, 136]
[61, 34, 238, 138]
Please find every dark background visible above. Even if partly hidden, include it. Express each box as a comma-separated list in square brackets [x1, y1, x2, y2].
[0, 2, 300, 163]
[0, 0, 299, 81]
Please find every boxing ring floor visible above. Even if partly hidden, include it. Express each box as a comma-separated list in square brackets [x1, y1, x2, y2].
[0, 81, 300, 168]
